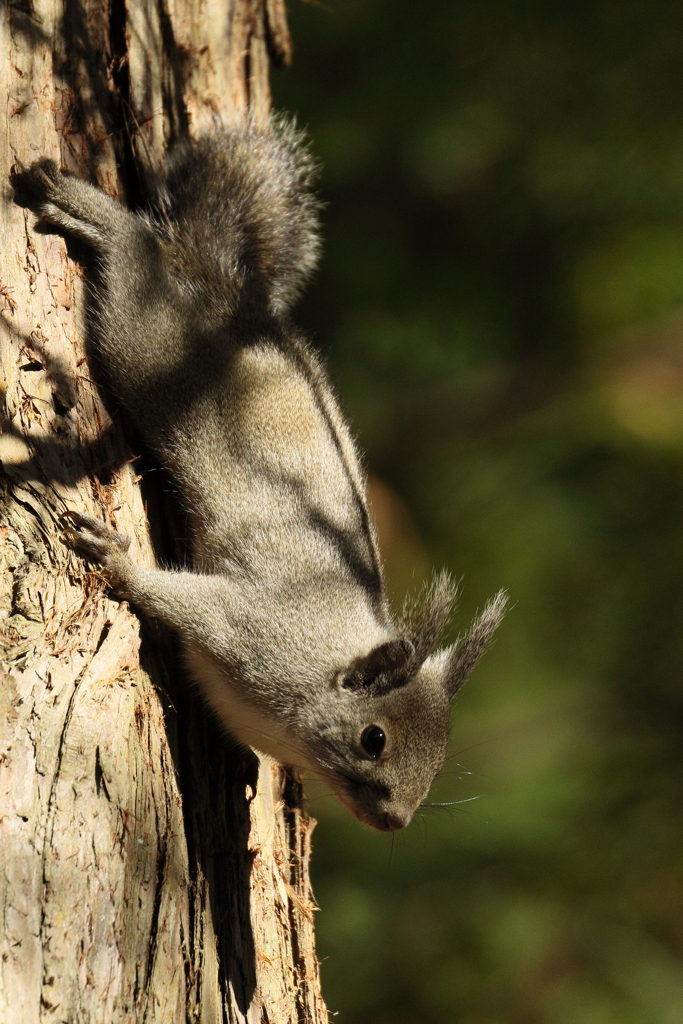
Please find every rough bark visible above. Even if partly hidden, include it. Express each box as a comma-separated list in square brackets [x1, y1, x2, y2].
[0, 1, 327, 1021]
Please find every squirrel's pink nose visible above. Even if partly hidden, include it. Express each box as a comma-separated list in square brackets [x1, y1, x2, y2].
[383, 811, 409, 831]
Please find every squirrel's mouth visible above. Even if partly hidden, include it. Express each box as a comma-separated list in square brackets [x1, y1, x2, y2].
[350, 803, 413, 832]
[315, 773, 413, 831]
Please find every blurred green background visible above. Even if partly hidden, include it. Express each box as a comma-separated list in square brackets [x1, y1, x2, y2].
[272, 2, 683, 1022]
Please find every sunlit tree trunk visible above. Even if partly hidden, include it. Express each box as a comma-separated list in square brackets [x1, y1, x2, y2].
[0, 1, 327, 1020]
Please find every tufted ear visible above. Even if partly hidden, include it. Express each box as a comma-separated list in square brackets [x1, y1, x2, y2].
[343, 636, 415, 692]
[402, 570, 457, 664]
[443, 590, 508, 699]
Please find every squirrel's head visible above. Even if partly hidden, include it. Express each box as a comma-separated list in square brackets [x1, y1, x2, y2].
[308, 576, 508, 831]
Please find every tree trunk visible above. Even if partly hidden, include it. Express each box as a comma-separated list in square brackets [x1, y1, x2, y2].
[0, 1, 327, 1021]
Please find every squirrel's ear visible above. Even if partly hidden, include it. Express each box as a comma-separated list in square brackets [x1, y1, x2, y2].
[443, 591, 508, 699]
[403, 570, 457, 664]
[343, 637, 415, 691]
[367, 637, 415, 673]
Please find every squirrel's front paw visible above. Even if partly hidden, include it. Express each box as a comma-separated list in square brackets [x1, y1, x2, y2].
[60, 510, 131, 578]
[11, 158, 62, 213]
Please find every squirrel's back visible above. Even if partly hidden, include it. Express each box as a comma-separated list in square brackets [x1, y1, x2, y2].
[151, 116, 321, 320]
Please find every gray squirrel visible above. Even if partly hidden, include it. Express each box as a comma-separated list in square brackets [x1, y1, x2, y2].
[12, 116, 507, 831]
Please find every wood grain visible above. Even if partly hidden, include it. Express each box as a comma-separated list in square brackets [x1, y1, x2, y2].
[0, 1, 326, 1020]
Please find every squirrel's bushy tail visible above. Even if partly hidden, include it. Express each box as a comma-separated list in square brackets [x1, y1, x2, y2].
[153, 114, 321, 318]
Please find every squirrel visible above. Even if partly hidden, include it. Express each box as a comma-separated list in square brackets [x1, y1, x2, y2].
[11, 115, 507, 831]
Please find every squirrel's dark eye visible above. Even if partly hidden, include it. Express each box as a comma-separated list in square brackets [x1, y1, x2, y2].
[361, 725, 386, 758]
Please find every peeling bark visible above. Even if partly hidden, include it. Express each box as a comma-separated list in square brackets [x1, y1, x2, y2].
[0, 1, 327, 1021]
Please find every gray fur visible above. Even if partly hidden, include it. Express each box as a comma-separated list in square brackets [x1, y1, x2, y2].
[12, 117, 507, 831]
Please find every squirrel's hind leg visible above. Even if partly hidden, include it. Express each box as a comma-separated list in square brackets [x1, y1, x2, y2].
[11, 159, 143, 250]
[11, 158, 194, 412]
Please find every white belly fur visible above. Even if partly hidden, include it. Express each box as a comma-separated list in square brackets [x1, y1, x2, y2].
[183, 648, 310, 770]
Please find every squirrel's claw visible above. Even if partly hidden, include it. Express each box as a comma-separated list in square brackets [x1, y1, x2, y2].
[60, 510, 131, 565]
[10, 158, 61, 210]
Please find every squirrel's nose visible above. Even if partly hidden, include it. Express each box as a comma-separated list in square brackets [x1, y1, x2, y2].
[383, 811, 409, 831]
